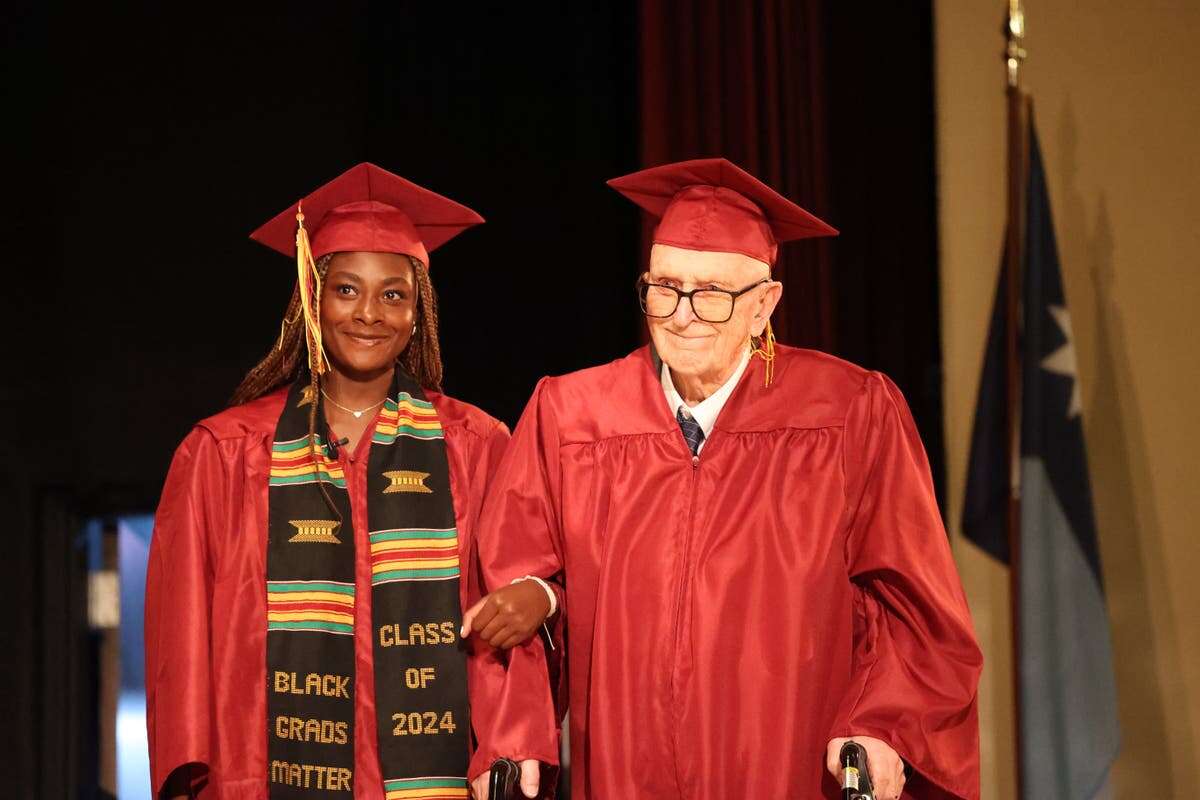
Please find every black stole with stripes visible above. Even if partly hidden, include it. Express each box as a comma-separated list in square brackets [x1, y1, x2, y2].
[265, 367, 469, 798]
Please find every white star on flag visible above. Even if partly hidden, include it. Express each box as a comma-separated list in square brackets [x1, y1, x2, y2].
[1040, 304, 1082, 418]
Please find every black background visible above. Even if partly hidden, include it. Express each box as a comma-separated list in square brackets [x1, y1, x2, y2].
[2, 2, 941, 793]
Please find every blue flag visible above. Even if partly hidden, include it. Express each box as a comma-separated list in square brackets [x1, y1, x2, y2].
[962, 121, 1120, 797]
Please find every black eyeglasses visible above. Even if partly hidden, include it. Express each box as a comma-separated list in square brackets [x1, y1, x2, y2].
[637, 277, 770, 323]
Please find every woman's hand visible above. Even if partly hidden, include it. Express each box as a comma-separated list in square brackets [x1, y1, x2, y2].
[461, 580, 552, 649]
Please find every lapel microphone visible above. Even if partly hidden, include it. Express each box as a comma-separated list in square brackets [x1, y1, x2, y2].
[326, 435, 351, 458]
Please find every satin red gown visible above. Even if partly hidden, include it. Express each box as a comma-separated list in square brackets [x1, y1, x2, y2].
[145, 388, 509, 799]
[470, 346, 983, 799]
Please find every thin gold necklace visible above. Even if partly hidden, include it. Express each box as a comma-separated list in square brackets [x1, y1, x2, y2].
[321, 389, 386, 419]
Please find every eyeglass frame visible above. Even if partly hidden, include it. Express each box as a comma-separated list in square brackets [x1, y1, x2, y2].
[636, 276, 772, 323]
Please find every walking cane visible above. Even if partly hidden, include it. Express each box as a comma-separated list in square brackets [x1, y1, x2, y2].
[488, 758, 520, 800]
[840, 741, 875, 800]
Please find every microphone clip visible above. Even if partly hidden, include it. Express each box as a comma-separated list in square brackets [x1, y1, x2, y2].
[326, 434, 351, 459]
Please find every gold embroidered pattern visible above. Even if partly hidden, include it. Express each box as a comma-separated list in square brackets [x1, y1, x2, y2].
[382, 470, 433, 494]
[288, 519, 342, 543]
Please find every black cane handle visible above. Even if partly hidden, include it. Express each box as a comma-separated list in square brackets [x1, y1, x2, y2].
[488, 758, 520, 800]
[840, 741, 875, 800]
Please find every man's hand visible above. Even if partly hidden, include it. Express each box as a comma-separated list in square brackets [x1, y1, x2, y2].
[461, 581, 551, 650]
[469, 759, 539, 799]
[826, 736, 905, 800]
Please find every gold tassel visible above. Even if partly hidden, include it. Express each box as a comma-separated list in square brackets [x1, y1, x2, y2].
[294, 203, 329, 375]
[750, 320, 777, 387]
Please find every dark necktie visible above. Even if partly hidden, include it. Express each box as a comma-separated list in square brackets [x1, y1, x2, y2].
[677, 407, 705, 456]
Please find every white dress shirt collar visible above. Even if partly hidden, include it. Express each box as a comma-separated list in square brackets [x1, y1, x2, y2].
[661, 346, 752, 446]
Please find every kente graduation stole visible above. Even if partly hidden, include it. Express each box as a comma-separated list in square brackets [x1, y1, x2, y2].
[266, 368, 469, 798]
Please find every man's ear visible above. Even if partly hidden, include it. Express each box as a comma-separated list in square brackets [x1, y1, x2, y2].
[751, 281, 783, 337]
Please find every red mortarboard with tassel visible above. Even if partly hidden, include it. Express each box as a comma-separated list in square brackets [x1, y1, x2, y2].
[608, 157, 838, 385]
[250, 162, 484, 377]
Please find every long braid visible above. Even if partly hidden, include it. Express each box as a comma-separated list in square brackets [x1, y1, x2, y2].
[227, 254, 336, 518]
[229, 254, 332, 407]
[399, 257, 444, 391]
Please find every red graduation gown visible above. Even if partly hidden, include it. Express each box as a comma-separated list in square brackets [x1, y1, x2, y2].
[471, 345, 983, 799]
[145, 387, 510, 799]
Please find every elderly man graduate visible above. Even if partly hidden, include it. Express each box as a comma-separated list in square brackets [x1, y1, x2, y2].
[465, 158, 983, 800]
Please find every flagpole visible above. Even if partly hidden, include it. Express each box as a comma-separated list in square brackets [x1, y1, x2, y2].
[1003, 2, 1030, 797]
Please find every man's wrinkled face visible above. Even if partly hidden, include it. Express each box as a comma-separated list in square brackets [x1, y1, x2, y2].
[644, 244, 782, 385]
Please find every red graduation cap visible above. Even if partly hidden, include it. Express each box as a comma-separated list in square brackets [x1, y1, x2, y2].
[249, 163, 482, 378]
[249, 162, 484, 266]
[607, 157, 837, 266]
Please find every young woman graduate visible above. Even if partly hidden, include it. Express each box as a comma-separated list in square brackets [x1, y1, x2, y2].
[145, 163, 532, 799]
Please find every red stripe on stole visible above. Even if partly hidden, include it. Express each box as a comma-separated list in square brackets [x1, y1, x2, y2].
[271, 456, 337, 468]
[371, 547, 458, 564]
[267, 601, 353, 614]
[395, 403, 438, 415]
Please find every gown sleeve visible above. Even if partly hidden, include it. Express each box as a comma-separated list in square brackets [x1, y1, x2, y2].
[461, 418, 514, 768]
[832, 372, 984, 800]
[144, 427, 227, 797]
[467, 379, 565, 783]
[460, 417, 512, 613]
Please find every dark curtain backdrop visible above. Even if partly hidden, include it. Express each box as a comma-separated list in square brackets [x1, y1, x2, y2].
[640, 0, 835, 350]
[638, 0, 946, 504]
[3, 1, 942, 793]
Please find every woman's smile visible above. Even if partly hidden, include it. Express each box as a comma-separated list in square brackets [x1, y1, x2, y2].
[341, 330, 391, 347]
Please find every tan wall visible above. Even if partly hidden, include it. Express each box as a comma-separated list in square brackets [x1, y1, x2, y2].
[934, 2, 1200, 797]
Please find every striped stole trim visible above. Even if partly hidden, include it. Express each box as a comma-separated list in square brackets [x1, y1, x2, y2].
[374, 393, 445, 444]
[269, 435, 347, 488]
[369, 528, 461, 585]
[267, 580, 355, 635]
[383, 776, 469, 799]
